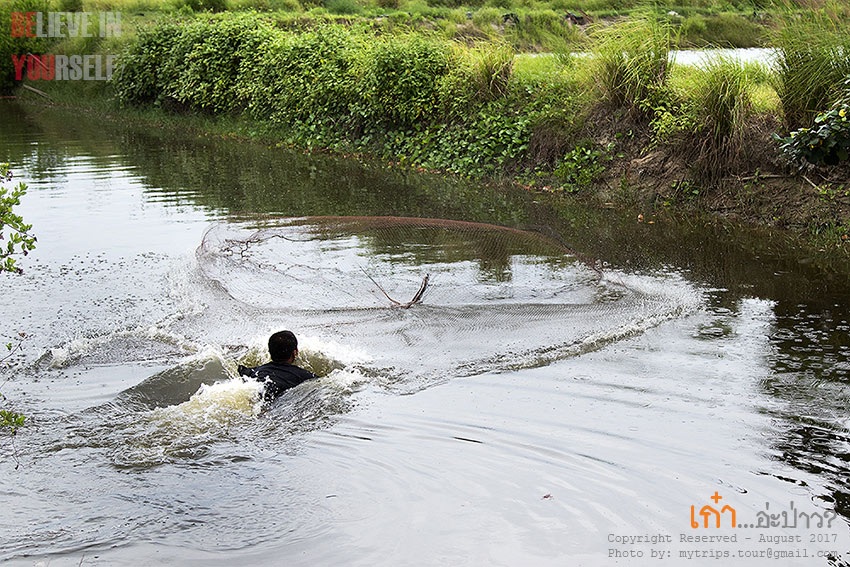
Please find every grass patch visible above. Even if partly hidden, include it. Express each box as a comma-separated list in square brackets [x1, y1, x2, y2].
[772, 10, 850, 129]
[688, 58, 752, 180]
[679, 12, 767, 48]
[589, 15, 674, 118]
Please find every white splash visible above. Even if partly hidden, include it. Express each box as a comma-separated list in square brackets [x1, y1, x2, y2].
[149, 377, 264, 429]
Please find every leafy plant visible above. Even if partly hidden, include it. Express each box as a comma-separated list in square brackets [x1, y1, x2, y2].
[0, 0, 54, 95]
[356, 34, 452, 130]
[0, 409, 26, 434]
[113, 22, 185, 107]
[242, 24, 362, 137]
[1, 164, 36, 274]
[776, 78, 850, 166]
[553, 142, 607, 192]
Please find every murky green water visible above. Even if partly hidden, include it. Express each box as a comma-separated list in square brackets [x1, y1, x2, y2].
[1, 101, 849, 566]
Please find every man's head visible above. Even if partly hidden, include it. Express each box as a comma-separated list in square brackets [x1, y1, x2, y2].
[269, 330, 298, 363]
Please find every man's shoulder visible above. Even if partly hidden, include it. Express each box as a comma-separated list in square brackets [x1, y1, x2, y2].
[262, 362, 316, 379]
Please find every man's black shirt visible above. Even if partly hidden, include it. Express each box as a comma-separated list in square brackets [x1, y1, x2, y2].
[238, 361, 317, 401]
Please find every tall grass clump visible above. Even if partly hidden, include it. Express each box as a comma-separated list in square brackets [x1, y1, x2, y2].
[589, 16, 674, 119]
[439, 42, 514, 119]
[687, 58, 753, 181]
[773, 12, 850, 129]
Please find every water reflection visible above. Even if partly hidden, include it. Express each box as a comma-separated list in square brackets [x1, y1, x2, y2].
[764, 300, 850, 521]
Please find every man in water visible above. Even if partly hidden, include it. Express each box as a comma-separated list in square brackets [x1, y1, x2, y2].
[238, 330, 317, 402]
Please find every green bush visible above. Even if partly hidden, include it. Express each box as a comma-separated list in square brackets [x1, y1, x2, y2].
[115, 17, 273, 113]
[242, 26, 361, 128]
[167, 17, 273, 113]
[113, 22, 185, 107]
[777, 78, 850, 166]
[356, 34, 452, 130]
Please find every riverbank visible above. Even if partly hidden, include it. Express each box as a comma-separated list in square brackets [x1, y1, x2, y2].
[8, 9, 850, 253]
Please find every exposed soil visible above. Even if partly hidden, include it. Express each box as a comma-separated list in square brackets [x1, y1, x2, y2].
[569, 109, 850, 249]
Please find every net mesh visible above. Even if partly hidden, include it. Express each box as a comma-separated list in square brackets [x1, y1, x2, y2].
[196, 216, 701, 390]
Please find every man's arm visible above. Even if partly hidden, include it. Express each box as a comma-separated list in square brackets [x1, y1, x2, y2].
[237, 364, 257, 379]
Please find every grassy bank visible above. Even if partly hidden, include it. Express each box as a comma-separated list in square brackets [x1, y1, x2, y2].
[6, 2, 850, 249]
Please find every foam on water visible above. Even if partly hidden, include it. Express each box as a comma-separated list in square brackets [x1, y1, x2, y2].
[149, 377, 265, 427]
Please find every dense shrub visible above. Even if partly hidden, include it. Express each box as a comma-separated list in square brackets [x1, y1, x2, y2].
[777, 78, 850, 166]
[115, 17, 274, 112]
[355, 34, 453, 130]
[241, 26, 361, 127]
[113, 22, 188, 107]
[170, 17, 273, 113]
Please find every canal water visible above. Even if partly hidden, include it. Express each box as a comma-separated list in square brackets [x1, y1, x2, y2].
[1, 101, 849, 566]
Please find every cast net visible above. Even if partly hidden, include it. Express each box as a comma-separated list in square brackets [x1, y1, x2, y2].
[196, 216, 701, 390]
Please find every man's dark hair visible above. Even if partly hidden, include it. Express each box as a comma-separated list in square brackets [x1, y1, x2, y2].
[269, 330, 298, 363]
